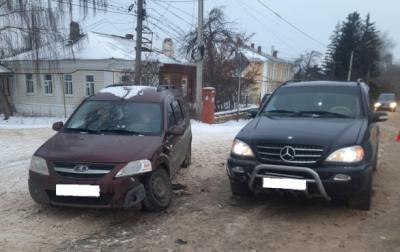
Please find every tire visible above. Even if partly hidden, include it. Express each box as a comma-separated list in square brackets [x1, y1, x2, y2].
[230, 180, 254, 197]
[143, 168, 172, 212]
[181, 143, 191, 168]
[347, 175, 372, 211]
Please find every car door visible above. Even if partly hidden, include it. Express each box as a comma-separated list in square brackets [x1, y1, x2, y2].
[170, 99, 188, 171]
[165, 101, 180, 174]
[366, 89, 379, 159]
[177, 98, 192, 162]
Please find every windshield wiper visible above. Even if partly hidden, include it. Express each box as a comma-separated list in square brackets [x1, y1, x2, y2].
[262, 110, 302, 116]
[299, 111, 351, 118]
[96, 129, 140, 135]
[65, 127, 98, 133]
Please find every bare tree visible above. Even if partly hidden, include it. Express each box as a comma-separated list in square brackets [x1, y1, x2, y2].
[293, 50, 324, 81]
[0, 0, 108, 119]
[182, 7, 257, 111]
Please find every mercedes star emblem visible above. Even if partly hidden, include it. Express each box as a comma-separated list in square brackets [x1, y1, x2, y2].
[280, 146, 296, 161]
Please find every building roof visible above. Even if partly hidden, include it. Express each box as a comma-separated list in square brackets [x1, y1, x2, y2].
[0, 64, 12, 73]
[4, 32, 184, 65]
[241, 46, 293, 65]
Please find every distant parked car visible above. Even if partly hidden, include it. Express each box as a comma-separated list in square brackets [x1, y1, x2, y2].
[374, 93, 397, 112]
[28, 84, 192, 211]
[227, 80, 387, 210]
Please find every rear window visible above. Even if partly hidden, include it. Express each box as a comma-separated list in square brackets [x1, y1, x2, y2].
[262, 85, 363, 118]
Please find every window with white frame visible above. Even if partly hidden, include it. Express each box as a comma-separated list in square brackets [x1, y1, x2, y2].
[64, 74, 73, 95]
[85, 75, 95, 96]
[44, 74, 53, 94]
[26, 74, 34, 94]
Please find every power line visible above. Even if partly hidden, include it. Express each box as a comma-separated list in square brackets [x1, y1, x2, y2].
[235, 1, 301, 56]
[255, 0, 326, 48]
[150, 0, 192, 26]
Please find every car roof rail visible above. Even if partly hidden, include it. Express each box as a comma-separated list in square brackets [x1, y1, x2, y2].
[105, 83, 135, 88]
[280, 79, 302, 86]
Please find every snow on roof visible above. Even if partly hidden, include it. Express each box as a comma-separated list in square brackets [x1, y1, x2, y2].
[5, 32, 184, 65]
[241, 48, 270, 62]
[241, 47, 292, 64]
[0, 64, 12, 73]
[99, 85, 156, 99]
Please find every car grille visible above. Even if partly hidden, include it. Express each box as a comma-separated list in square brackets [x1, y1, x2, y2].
[256, 143, 324, 165]
[53, 162, 115, 179]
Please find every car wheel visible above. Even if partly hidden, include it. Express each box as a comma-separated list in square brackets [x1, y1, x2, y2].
[143, 168, 172, 212]
[347, 175, 372, 211]
[181, 143, 191, 168]
[230, 180, 254, 197]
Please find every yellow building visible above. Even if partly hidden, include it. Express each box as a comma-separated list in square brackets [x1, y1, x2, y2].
[241, 45, 294, 103]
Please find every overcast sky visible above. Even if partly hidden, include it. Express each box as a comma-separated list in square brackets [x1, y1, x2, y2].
[78, 0, 399, 61]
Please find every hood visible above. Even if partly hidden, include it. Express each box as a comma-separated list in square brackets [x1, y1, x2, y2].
[35, 132, 163, 163]
[238, 116, 365, 151]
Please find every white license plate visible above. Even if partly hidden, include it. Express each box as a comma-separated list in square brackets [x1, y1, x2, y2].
[56, 184, 100, 197]
[262, 177, 307, 191]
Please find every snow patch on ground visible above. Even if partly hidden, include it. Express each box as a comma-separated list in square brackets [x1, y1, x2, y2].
[99, 86, 157, 99]
[214, 105, 258, 116]
[191, 119, 250, 138]
[0, 114, 65, 129]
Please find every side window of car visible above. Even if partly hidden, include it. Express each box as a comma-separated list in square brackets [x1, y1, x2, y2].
[167, 103, 175, 129]
[172, 100, 183, 124]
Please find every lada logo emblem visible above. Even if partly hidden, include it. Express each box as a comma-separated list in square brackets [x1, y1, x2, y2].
[73, 165, 89, 173]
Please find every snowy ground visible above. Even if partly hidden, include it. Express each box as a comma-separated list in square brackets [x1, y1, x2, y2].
[0, 114, 400, 251]
[0, 114, 65, 129]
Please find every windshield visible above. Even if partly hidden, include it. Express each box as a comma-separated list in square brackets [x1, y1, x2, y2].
[65, 101, 162, 135]
[378, 93, 396, 102]
[262, 85, 363, 118]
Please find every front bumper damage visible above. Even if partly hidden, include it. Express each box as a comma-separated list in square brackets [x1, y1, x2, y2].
[28, 171, 146, 208]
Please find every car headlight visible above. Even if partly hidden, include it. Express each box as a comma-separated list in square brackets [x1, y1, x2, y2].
[374, 102, 381, 108]
[326, 146, 364, 163]
[390, 102, 397, 108]
[231, 139, 254, 157]
[115, 160, 152, 177]
[30, 156, 49, 175]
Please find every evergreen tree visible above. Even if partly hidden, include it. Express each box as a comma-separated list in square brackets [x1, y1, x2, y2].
[323, 12, 383, 83]
[359, 14, 381, 83]
[323, 23, 341, 79]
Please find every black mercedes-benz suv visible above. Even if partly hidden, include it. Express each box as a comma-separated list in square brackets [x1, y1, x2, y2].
[227, 81, 388, 210]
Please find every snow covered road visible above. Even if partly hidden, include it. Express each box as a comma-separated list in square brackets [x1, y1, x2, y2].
[0, 115, 400, 251]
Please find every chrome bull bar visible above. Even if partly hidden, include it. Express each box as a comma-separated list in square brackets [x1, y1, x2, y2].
[248, 164, 331, 201]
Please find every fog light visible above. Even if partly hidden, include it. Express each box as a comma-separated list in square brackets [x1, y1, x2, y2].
[333, 174, 351, 181]
[231, 166, 245, 173]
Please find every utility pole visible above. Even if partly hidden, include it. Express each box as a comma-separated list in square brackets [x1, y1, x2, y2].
[347, 50, 354, 81]
[236, 49, 242, 121]
[195, 0, 204, 120]
[134, 0, 144, 85]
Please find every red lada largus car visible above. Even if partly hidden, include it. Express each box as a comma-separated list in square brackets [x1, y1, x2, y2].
[28, 85, 192, 211]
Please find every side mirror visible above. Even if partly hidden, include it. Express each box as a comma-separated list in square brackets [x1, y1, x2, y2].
[52, 121, 64, 131]
[371, 112, 388, 123]
[248, 108, 259, 118]
[167, 125, 185, 136]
